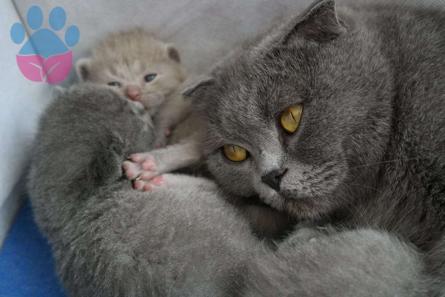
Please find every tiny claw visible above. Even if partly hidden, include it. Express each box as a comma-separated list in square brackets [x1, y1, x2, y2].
[133, 180, 143, 190]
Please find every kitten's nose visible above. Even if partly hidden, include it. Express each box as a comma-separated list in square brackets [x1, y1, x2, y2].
[261, 168, 287, 192]
[125, 86, 141, 101]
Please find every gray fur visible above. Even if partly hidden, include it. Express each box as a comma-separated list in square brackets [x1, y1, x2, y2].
[193, 0, 445, 295]
[245, 228, 426, 297]
[27, 0, 445, 296]
[27, 84, 257, 297]
[29, 89, 427, 296]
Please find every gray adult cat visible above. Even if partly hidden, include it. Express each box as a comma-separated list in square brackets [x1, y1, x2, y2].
[28, 0, 445, 296]
[185, 0, 445, 295]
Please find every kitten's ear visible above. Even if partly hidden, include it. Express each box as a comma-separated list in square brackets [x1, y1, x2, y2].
[75, 58, 92, 81]
[281, 0, 346, 44]
[182, 76, 215, 97]
[165, 44, 181, 63]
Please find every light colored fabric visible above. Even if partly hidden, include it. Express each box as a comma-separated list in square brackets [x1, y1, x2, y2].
[12, 0, 312, 75]
[0, 0, 52, 245]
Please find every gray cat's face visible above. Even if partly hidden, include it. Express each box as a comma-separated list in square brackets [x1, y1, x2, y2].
[197, 0, 393, 219]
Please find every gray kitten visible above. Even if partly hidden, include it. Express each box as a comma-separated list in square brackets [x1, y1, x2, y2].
[27, 84, 257, 297]
[188, 0, 445, 295]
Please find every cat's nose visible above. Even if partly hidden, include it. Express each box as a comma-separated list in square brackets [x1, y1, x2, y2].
[261, 168, 288, 192]
[125, 86, 141, 101]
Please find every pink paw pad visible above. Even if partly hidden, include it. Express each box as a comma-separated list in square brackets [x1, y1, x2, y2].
[151, 176, 164, 186]
[138, 176, 165, 192]
[129, 154, 145, 162]
[142, 159, 156, 171]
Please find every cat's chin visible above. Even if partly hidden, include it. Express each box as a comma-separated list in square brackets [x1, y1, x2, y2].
[283, 197, 329, 220]
[258, 191, 333, 220]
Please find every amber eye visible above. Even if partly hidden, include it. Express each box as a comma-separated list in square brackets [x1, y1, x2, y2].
[280, 104, 303, 134]
[223, 144, 248, 162]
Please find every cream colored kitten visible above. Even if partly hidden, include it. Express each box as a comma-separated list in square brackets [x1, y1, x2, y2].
[76, 28, 189, 146]
[76, 28, 206, 190]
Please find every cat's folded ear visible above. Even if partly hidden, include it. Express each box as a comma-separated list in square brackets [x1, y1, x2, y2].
[165, 44, 181, 63]
[182, 76, 215, 98]
[75, 58, 92, 81]
[279, 0, 346, 44]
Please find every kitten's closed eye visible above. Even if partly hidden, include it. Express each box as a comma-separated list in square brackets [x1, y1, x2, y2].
[107, 81, 122, 88]
[144, 73, 157, 83]
[280, 104, 303, 134]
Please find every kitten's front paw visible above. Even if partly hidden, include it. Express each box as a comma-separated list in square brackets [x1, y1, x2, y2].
[122, 153, 165, 192]
[122, 152, 160, 180]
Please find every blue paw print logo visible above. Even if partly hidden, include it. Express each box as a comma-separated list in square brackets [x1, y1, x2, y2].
[10, 5, 80, 84]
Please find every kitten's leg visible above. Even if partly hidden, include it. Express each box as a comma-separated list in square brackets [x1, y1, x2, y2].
[153, 94, 192, 148]
[122, 140, 202, 191]
[243, 228, 428, 297]
[153, 122, 172, 149]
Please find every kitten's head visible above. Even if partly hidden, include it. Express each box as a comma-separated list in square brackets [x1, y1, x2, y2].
[190, 0, 393, 219]
[76, 28, 185, 114]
